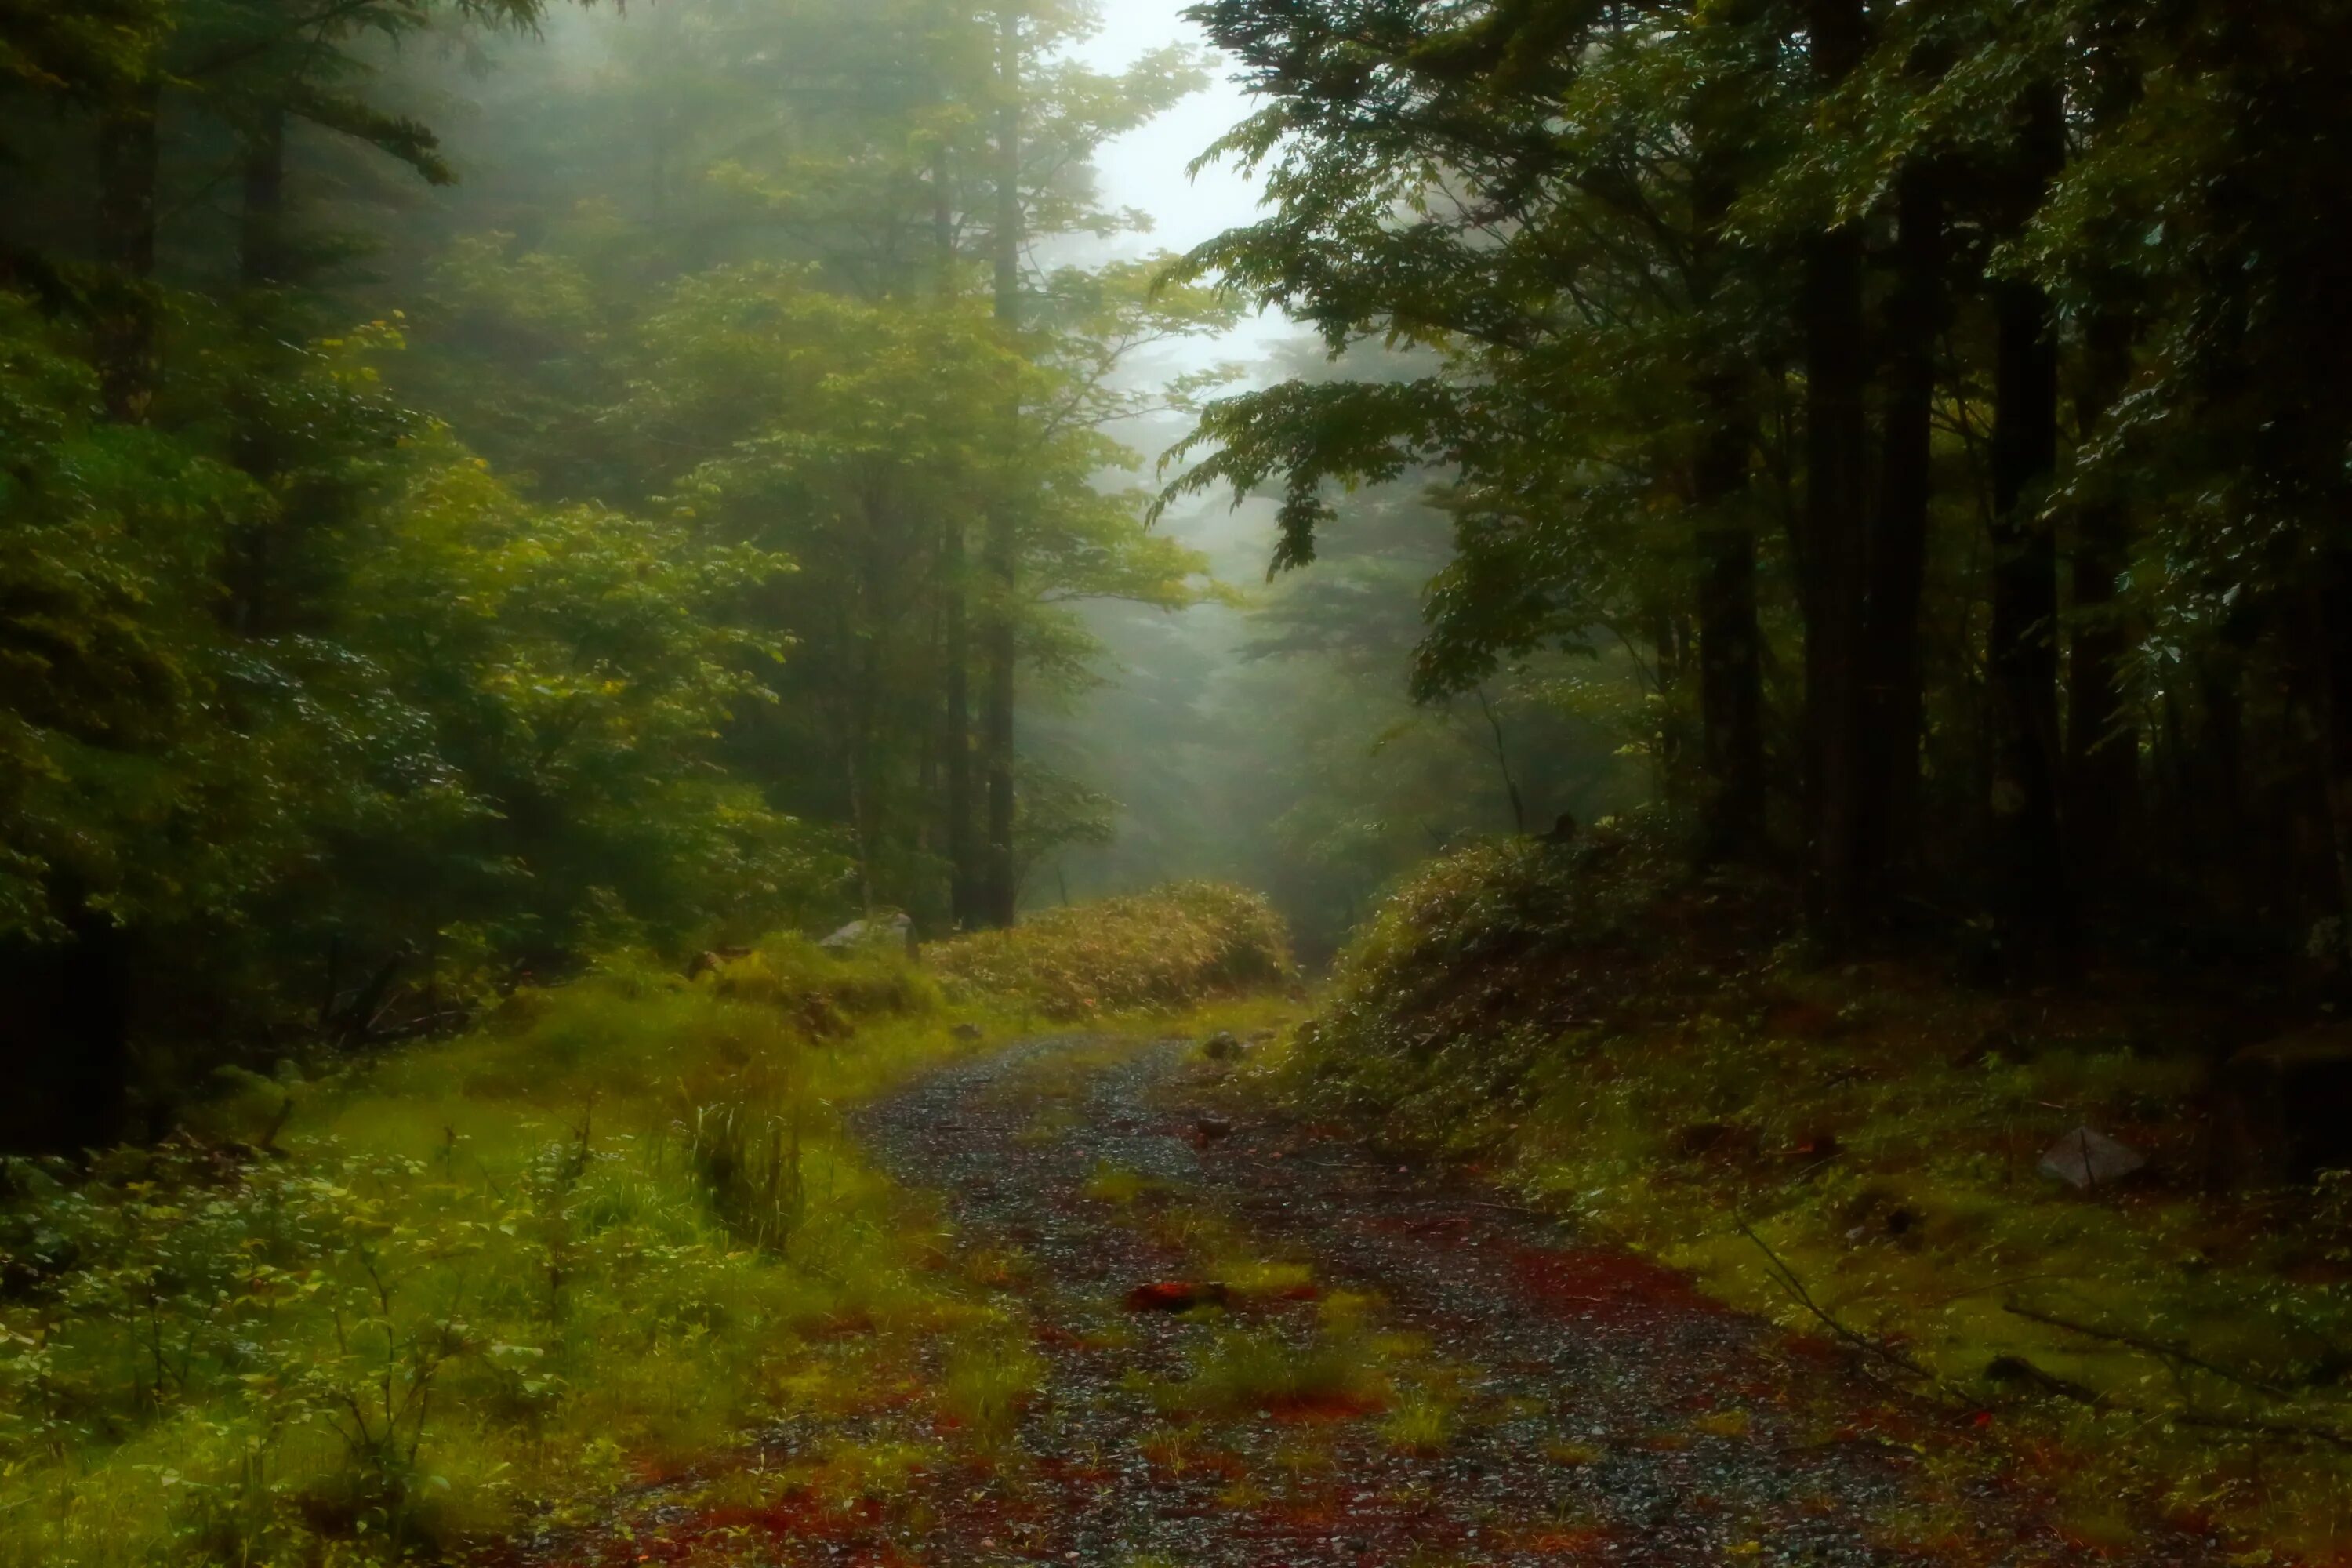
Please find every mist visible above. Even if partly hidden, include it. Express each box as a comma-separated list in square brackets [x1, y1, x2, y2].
[11, 2, 2352, 1562]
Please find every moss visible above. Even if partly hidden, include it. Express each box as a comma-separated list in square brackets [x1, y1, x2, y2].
[1282, 826, 2352, 1560]
[0, 940, 988, 1568]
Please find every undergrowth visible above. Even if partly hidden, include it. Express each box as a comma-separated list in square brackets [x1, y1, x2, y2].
[0, 935, 1004, 1568]
[927, 883, 1297, 1019]
[1268, 827, 2352, 1563]
[0, 884, 1302, 1568]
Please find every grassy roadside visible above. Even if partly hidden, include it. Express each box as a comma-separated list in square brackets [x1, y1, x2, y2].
[928, 882, 1299, 1020]
[0, 887, 1294, 1568]
[1245, 832, 2352, 1563]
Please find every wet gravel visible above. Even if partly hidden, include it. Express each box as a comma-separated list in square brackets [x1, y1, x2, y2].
[510, 1034, 2233, 1566]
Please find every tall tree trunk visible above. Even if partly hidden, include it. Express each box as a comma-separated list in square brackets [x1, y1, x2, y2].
[931, 143, 981, 929]
[1798, 0, 1871, 945]
[1695, 428, 1765, 862]
[0, 911, 132, 1156]
[240, 103, 288, 291]
[1986, 82, 2071, 965]
[96, 77, 162, 423]
[2312, 557, 2352, 956]
[1859, 159, 1945, 913]
[942, 515, 978, 927]
[2199, 632, 2249, 913]
[2064, 3, 2145, 907]
[1690, 141, 1765, 863]
[2066, 306, 2140, 898]
[230, 104, 291, 634]
[978, 5, 1023, 928]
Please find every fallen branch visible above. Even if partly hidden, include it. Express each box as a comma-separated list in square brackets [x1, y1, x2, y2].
[2176, 1410, 2352, 1454]
[1986, 1354, 2352, 1453]
[1731, 1210, 1937, 1386]
[2002, 1301, 2293, 1399]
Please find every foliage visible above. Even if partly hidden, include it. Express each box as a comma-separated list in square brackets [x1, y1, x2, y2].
[928, 882, 1297, 1018]
[0, 289, 833, 1068]
[0, 938, 988, 1567]
[0, 0, 1228, 1145]
[1051, 397, 1653, 958]
[1171, 0, 2352, 955]
[0, 296, 256, 943]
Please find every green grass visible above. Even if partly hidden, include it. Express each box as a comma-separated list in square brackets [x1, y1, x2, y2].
[0, 889, 1305, 1568]
[0, 936, 1003, 1568]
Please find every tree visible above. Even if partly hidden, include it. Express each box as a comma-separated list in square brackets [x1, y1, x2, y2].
[1177, 0, 2352, 965]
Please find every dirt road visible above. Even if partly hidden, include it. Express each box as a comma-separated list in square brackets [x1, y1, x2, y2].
[521, 1035, 2225, 1566]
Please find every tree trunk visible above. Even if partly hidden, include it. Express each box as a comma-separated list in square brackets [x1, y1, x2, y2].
[2066, 305, 2140, 898]
[931, 143, 982, 929]
[1858, 158, 1944, 913]
[96, 77, 162, 424]
[239, 102, 288, 291]
[2312, 558, 2352, 956]
[1798, 0, 1871, 945]
[942, 515, 979, 927]
[0, 915, 132, 1156]
[1690, 136, 1765, 863]
[2064, 8, 2145, 906]
[229, 104, 292, 634]
[977, 5, 1023, 928]
[1986, 82, 2071, 965]
[2199, 633, 2249, 913]
[1696, 456, 1765, 862]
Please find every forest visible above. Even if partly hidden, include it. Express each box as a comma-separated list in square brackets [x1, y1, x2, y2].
[6, 0, 2352, 1565]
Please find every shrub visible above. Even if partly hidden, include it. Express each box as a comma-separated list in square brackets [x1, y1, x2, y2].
[927, 883, 1297, 1018]
[0, 939, 972, 1567]
[1301, 825, 1762, 1124]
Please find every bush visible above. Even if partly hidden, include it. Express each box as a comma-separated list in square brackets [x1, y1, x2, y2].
[927, 883, 1297, 1018]
[1303, 826, 1770, 1123]
[0, 940, 972, 1568]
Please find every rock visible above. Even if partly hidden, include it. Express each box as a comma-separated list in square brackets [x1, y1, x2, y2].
[2215, 1029, 2352, 1185]
[1200, 1030, 1246, 1061]
[684, 946, 752, 981]
[1195, 1116, 1234, 1142]
[950, 1022, 985, 1043]
[2038, 1126, 2147, 1190]
[819, 911, 913, 954]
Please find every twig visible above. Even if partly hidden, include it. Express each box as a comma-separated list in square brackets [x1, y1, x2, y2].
[2002, 1301, 2295, 1399]
[1731, 1210, 1937, 1385]
[1991, 1356, 2352, 1453]
[2176, 1410, 2352, 1454]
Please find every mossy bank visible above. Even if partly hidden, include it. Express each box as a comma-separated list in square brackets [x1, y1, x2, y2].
[1260, 829, 2352, 1562]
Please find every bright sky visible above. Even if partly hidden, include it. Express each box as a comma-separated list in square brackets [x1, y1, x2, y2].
[1059, 0, 1298, 446]
[1069, 0, 1267, 260]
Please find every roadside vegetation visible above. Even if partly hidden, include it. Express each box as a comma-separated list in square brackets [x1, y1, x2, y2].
[928, 884, 1297, 1020]
[0, 886, 1290, 1568]
[1262, 824, 2352, 1560]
